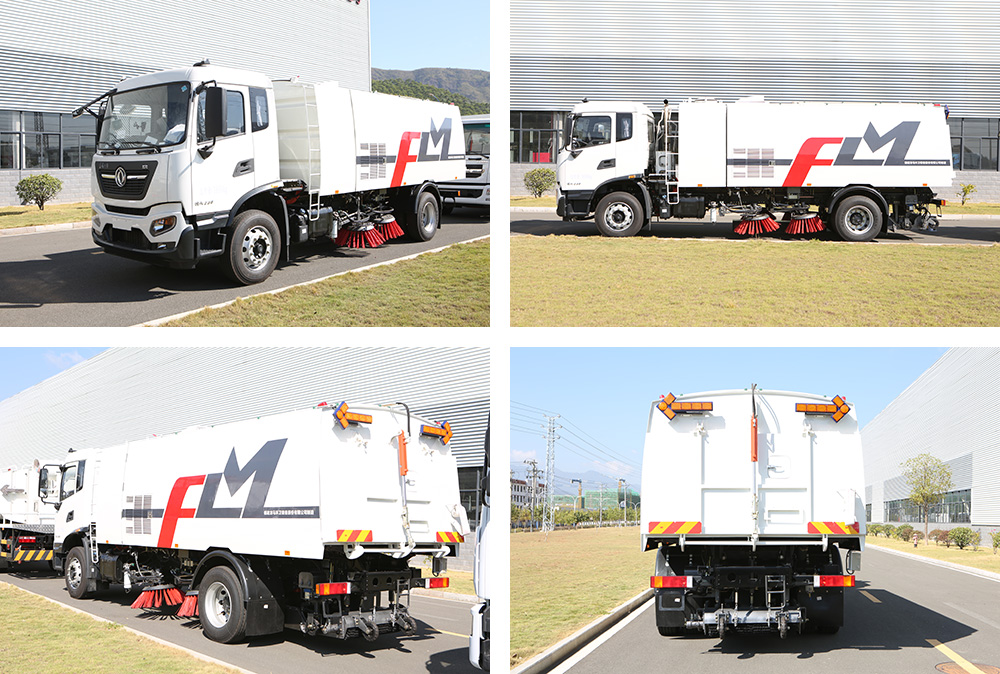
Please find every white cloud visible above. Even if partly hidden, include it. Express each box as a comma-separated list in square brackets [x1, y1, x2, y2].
[511, 449, 537, 463]
[45, 351, 86, 369]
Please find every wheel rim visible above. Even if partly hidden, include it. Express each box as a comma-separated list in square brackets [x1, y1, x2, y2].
[242, 225, 272, 271]
[844, 206, 875, 234]
[66, 557, 82, 590]
[420, 200, 438, 234]
[203, 581, 232, 628]
[603, 202, 635, 231]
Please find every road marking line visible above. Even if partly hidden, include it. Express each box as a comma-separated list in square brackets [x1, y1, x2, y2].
[548, 599, 654, 674]
[428, 628, 469, 639]
[944, 602, 1000, 632]
[927, 638, 986, 674]
[860, 590, 881, 603]
[135, 234, 490, 327]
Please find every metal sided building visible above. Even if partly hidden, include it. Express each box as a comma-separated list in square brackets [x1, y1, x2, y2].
[510, 0, 1000, 200]
[862, 348, 1000, 532]
[0, 347, 488, 523]
[0, 0, 371, 206]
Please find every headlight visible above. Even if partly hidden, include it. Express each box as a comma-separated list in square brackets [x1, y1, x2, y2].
[149, 215, 176, 236]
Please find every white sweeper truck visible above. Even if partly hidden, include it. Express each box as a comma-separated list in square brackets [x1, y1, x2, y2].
[1, 462, 57, 568]
[40, 401, 469, 645]
[73, 61, 465, 284]
[557, 98, 953, 242]
[641, 386, 865, 638]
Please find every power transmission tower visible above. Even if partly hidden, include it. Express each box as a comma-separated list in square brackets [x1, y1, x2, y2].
[542, 414, 560, 533]
[523, 459, 541, 531]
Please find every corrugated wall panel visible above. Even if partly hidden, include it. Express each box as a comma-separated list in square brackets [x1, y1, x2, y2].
[0, 348, 488, 469]
[862, 348, 1000, 525]
[0, 0, 370, 114]
[511, 0, 1000, 117]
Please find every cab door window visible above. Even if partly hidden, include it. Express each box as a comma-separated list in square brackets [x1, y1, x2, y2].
[60, 460, 85, 500]
[571, 115, 612, 148]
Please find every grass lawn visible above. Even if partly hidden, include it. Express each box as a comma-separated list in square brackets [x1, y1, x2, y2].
[410, 561, 475, 597]
[511, 237, 1000, 326]
[511, 526, 650, 667]
[163, 239, 489, 326]
[511, 195, 557, 208]
[0, 583, 241, 674]
[0, 201, 91, 229]
[866, 535, 1000, 574]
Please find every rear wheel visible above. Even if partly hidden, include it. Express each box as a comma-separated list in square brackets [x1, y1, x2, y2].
[595, 192, 643, 237]
[658, 625, 684, 636]
[199, 566, 248, 643]
[222, 209, 281, 285]
[404, 191, 440, 242]
[65, 546, 93, 599]
[832, 195, 882, 242]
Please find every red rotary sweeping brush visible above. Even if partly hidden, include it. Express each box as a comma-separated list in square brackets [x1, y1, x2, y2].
[377, 215, 404, 241]
[786, 213, 825, 235]
[130, 584, 185, 610]
[176, 590, 199, 618]
[333, 226, 386, 249]
[734, 214, 780, 236]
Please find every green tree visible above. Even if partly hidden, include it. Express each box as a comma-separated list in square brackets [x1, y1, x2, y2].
[15, 174, 63, 210]
[901, 453, 954, 546]
[524, 168, 556, 198]
[371, 79, 489, 116]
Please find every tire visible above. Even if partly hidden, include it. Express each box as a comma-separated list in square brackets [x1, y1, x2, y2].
[405, 191, 440, 242]
[222, 209, 281, 285]
[199, 565, 248, 644]
[65, 546, 93, 599]
[658, 625, 684, 636]
[595, 192, 643, 237]
[832, 195, 882, 242]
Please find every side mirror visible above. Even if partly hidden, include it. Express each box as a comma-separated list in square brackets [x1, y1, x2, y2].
[38, 465, 61, 505]
[96, 101, 107, 143]
[846, 550, 862, 574]
[204, 87, 227, 139]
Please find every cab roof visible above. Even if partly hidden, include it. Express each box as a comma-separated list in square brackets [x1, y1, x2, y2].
[115, 65, 274, 93]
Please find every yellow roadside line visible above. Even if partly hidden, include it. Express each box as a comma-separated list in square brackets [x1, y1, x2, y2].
[859, 590, 881, 604]
[926, 638, 986, 674]
[428, 628, 470, 639]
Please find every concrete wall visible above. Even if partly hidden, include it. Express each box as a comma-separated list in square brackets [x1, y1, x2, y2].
[1, 168, 91, 208]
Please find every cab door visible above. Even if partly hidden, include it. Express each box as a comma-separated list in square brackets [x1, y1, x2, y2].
[191, 85, 257, 216]
[559, 112, 617, 192]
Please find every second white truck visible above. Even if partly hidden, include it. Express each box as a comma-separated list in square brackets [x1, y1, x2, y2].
[439, 114, 490, 214]
[40, 401, 469, 644]
[641, 387, 865, 637]
[1, 463, 56, 569]
[75, 62, 465, 284]
[558, 98, 953, 242]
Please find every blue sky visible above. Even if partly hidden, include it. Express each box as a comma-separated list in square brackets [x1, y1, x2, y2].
[511, 348, 948, 494]
[0, 348, 107, 403]
[369, 0, 490, 71]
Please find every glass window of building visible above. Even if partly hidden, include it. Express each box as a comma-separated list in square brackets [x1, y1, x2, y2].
[511, 112, 562, 164]
[950, 118, 999, 170]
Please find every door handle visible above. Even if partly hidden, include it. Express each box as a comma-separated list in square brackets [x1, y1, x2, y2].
[233, 158, 255, 177]
[597, 159, 616, 169]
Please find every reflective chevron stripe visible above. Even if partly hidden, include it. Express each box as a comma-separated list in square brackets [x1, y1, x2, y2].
[807, 522, 859, 535]
[436, 531, 464, 543]
[648, 521, 703, 535]
[336, 530, 373, 543]
[13, 549, 53, 562]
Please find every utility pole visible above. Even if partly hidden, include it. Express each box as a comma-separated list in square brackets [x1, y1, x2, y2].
[524, 459, 541, 532]
[571, 478, 582, 511]
[599, 482, 606, 528]
[542, 415, 560, 533]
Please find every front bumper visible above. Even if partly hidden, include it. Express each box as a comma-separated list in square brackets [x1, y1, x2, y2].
[91, 202, 225, 269]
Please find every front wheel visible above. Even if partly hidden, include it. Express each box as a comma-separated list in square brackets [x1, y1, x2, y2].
[222, 209, 281, 285]
[832, 195, 882, 242]
[65, 546, 93, 599]
[199, 565, 248, 643]
[405, 191, 440, 242]
[595, 192, 643, 237]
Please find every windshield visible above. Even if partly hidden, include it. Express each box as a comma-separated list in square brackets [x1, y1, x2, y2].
[464, 122, 490, 156]
[99, 82, 191, 150]
[569, 114, 612, 149]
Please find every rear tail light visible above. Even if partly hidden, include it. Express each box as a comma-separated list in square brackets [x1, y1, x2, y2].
[315, 582, 352, 595]
[650, 575, 693, 588]
[18, 536, 36, 543]
[425, 577, 450, 589]
[814, 575, 855, 588]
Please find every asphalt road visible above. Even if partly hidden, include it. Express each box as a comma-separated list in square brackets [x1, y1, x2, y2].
[551, 546, 1000, 674]
[511, 210, 1000, 246]
[2, 562, 476, 674]
[0, 211, 489, 327]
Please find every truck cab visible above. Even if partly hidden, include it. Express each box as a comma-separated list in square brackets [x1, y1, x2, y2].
[440, 114, 490, 213]
[84, 63, 280, 278]
[557, 101, 654, 232]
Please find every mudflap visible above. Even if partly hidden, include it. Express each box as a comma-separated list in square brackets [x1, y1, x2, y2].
[654, 588, 687, 628]
[802, 586, 845, 629]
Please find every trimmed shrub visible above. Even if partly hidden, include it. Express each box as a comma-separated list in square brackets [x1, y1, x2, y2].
[991, 531, 1000, 555]
[15, 174, 63, 210]
[868, 523, 883, 537]
[950, 527, 974, 550]
[881, 524, 897, 539]
[939, 529, 954, 547]
[971, 530, 982, 551]
[897, 524, 915, 541]
[523, 168, 557, 198]
[929, 529, 945, 546]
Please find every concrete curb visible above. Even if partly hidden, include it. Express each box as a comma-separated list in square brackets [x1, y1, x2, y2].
[411, 588, 478, 603]
[0, 220, 91, 236]
[507, 207, 1000, 220]
[134, 234, 491, 327]
[511, 589, 653, 674]
[867, 543, 1000, 583]
[0, 580, 257, 674]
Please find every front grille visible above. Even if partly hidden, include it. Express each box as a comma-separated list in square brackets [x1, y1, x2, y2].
[466, 163, 484, 179]
[104, 225, 152, 250]
[106, 204, 151, 216]
[96, 161, 157, 201]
